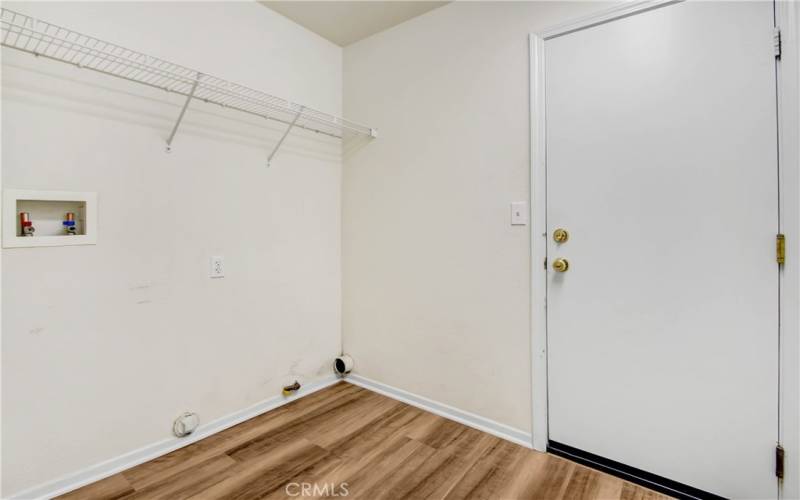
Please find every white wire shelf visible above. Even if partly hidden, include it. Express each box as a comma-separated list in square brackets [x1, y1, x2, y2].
[0, 8, 377, 164]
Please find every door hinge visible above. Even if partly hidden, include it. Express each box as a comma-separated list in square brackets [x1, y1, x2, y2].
[777, 234, 786, 265]
[774, 27, 782, 58]
[776, 444, 785, 479]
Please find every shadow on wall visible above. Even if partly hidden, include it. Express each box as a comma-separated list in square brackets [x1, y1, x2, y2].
[1, 53, 342, 165]
[343, 130, 374, 161]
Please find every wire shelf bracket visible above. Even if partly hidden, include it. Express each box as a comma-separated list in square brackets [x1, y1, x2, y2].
[0, 7, 378, 165]
[166, 72, 201, 152]
[267, 107, 302, 167]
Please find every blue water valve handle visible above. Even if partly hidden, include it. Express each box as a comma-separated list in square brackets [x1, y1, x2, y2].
[62, 220, 76, 226]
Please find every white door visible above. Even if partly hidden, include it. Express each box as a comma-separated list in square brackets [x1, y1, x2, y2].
[545, 2, 779, 498]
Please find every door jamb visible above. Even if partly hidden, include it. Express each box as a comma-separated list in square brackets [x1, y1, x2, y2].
[774, 3, 799, 499]
[529, 31, 547, 452]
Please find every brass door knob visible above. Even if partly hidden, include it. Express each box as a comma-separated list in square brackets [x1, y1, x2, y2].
[553, 228, 569, 243]
[552, 258, 569, 272]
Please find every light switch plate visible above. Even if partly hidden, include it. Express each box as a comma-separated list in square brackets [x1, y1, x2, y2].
[511, 202, 528, 225]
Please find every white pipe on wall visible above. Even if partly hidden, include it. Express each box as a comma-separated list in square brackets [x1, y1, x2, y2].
[334, 354, 354, 376]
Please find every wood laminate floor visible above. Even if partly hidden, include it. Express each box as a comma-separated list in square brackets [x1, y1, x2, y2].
[60, 382, 669, 500]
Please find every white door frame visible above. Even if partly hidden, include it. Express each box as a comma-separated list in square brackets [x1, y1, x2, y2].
[774, 2, 799, 498]
[528, 2, 799, 497]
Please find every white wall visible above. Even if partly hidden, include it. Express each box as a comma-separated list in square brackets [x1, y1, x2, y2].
[1, 2, 342, 496]
[342, 1, 613, 434]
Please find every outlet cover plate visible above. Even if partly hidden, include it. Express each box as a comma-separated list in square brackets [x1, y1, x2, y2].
[209, 256, 224, 278]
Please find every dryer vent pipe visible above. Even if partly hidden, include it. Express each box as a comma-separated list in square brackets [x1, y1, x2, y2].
[334, 354, 353, 376]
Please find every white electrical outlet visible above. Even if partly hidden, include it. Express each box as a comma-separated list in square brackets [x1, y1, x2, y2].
[209, 256, 224, 278]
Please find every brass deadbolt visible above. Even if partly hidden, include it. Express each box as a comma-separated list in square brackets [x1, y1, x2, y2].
[552, 258, 569, 273]
[553, 228, 569, 243]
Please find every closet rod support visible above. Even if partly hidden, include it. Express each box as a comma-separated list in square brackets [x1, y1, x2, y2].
[267, 107, 303, 167]
[166, 73, 202, 152]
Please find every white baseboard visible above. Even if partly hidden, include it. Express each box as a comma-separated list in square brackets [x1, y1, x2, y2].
[10, 375, 340, 500]
[344, 374, 532, 449]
